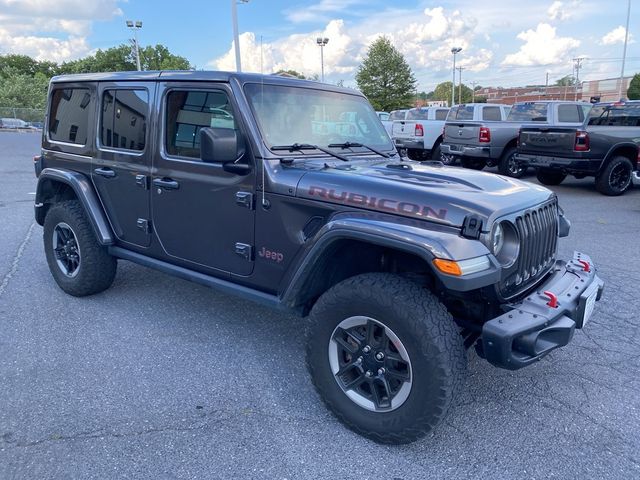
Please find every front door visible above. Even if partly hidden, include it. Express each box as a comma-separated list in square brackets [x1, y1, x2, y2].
[92, 83, 153, 247]
[151, 83, 256, 276]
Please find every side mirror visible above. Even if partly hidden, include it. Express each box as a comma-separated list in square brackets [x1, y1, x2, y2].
[200, 127, 246, 165]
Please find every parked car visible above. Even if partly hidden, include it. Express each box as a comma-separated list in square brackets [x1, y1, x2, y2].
[392, 106, 450, 161]
[516, 100, 640, 195]
[376, 111, 392, 136]
[0, 117, 28, 129]
[442, 101, 591, 177]
[34, 71, 603, 444]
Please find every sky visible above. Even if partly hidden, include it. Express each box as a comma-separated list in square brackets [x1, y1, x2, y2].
[0, 0, 638, 92]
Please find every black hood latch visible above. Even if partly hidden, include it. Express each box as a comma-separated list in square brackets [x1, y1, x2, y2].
[462, 214, 483, 239]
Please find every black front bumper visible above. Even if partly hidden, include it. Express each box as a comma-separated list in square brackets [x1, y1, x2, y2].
[482, 252, 604, 370]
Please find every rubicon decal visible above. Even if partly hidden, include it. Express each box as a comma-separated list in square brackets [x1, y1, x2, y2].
[308, 186, 447, 220]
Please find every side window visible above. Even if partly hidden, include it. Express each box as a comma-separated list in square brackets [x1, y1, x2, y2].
[100, 89, 148, 151]
[557, 104, 581, 123]
[165, 90, 236, 159]
[482, 106, 501, 121]
[48, 88, 92, 145]
[435, 109, 448, 120]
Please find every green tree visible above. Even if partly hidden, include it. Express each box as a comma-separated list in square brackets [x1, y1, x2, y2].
[627, 73, 640, 100]
[0, 54, 58, 78]
[0, 67, 49, 109]
[431, 81, 476, 105]
[355, 37, 417, 111]
[140, 44, 191, 71]
[555, 75, 576, 86]
[274, 69, 306, 79]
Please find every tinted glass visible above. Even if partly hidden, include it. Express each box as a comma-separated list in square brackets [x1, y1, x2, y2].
[482, 106, 501, 121]
[49, 88, 92, 145]
[557, 104, 582, 123]
[389, 110, 406, 121]
[166, 90, 236, 158]
[435, 109, 449, 120]
[507, 103, 548, 122]
[407, 109, 429, 120]
[378, 112, 390, 121]
[101, 89, 148, 151]
[244, 83, 392, 151]
[587, 104, 640, 126]
[448, 105, 474, 120]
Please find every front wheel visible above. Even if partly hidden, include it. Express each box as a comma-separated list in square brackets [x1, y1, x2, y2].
[536, 168, 567, 186]
[595, 156, 633, 196]
[498, 147, 526, 178]
[43, 200, 117, 296]
[306, 273, 466, 444]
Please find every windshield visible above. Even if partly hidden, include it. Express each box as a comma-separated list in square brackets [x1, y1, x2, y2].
[587, 104, 640, 126]
[245, 83, 392, 152]
[507, 103, 548, 122]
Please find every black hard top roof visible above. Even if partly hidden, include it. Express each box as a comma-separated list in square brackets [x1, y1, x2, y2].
[50, 70, 361, 96]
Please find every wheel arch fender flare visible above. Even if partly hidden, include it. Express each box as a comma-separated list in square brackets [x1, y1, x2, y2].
[35, 168, 114, 245]
[280, 214, 498, 309]
[600, 143, 639, 171]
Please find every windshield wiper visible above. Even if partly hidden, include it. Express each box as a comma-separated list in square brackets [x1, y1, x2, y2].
[271, 143, 348, 162]
[328, 141, 391, 158]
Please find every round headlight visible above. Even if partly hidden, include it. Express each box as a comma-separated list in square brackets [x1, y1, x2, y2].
[490, 221, 520, 267]
[491, 222, 504, 256]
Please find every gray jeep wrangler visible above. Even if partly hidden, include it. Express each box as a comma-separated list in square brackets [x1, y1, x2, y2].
[34, 71, 604, 444]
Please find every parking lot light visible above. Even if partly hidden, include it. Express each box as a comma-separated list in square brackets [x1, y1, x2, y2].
[126, 20, 143, 71]
[451, 47, 462, 106]
[317, 37, 329, 82]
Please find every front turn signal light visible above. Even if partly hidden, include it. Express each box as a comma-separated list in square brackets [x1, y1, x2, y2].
[433, 256, 491, 276]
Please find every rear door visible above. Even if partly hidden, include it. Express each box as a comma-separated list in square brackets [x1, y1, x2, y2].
[93, 83, 153, 247]
[151, 82, 256, 276]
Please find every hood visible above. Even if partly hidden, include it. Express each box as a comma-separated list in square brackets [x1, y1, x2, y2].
[295, 160, 554, 230]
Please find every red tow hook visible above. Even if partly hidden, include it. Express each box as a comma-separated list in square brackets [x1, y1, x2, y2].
[578, 260, 591, 272]
[543, 291, 559, 308]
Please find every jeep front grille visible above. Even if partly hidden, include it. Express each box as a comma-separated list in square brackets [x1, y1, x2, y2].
[501, 200, 559, 297]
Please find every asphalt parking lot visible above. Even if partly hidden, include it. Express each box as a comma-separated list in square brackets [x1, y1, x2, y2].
[1, 131, 639, 479]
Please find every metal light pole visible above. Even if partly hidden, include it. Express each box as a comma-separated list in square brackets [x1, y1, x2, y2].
[618, 0, 631, 99]
[451, 47, 462, 106]
[316, 37, 329, 82]
[457, 66, 465, 104]
[231, 0, 249, 72]
[126, 20, 143, 71]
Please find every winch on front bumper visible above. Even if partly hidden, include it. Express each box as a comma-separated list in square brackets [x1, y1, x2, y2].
[481, 252, 604, 370]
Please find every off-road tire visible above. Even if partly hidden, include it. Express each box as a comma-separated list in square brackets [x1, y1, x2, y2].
[43, 200, 117, 296]
[461, 157, 485, 170]
[536, 168, 567, 186]
[306, 273, 466, 444]
[498, 147, 526, 178]
[595, 156, 633, 196]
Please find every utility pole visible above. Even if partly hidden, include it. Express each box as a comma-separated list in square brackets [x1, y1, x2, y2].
[471, 81, 477, 102]
[457, 67, 465, 104]
[545, 72, 549, 97]
[618, 0, 631, 99]
[573, 57, 584, 101]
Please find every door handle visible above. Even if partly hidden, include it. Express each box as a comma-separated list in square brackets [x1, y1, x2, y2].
[94, 167, 116, 178]
[153, 177, 179, 190]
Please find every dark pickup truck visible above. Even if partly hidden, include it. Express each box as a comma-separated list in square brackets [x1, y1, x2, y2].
[516, 101, 640, 195]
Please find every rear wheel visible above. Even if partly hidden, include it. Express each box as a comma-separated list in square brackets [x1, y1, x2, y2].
[536, 168, 567, 186]
[595, 156, 633, 196]
[498, 147, 526, 178]
[43, 200, 117, 296]
[461, 157, 485, 170]
[306, 273, 466, 444]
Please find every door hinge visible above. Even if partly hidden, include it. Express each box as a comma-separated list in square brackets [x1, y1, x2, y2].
[234, 243, 253, 260]
[235, 191, 254, 210]
[461, 214, 482, 239]
[136, 218, 151, 234]
[135, 174, 148, 190]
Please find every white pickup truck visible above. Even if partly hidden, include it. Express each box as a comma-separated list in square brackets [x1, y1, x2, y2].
[392, 107, 449, 161]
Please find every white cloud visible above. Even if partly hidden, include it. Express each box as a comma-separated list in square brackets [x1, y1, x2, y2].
[601, 26, 633, 45]
[285, 0, 366, 23]
[502, 23, 580, 66]
[0, 0, 123, 62]
[548, 1, 581, 21]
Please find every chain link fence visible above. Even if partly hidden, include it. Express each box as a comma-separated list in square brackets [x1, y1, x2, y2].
[0, 107, 46, 124]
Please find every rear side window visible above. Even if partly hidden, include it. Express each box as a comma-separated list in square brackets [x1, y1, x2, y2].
[435, 109, 449, 120]
[389, 110, 406, 121]
[482, 106, 501, 121]
[557, 104, 582, 123]
[406, 109, 429, 120]
[100, 89, 149, 151]
[378, 112, 390, 121]
[448, 105, 474, 120]
[587, 105, 640, 126]
[165, 90, 237, 159]
[48, 88, 92, 145]
[507, 103, 548, 122]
